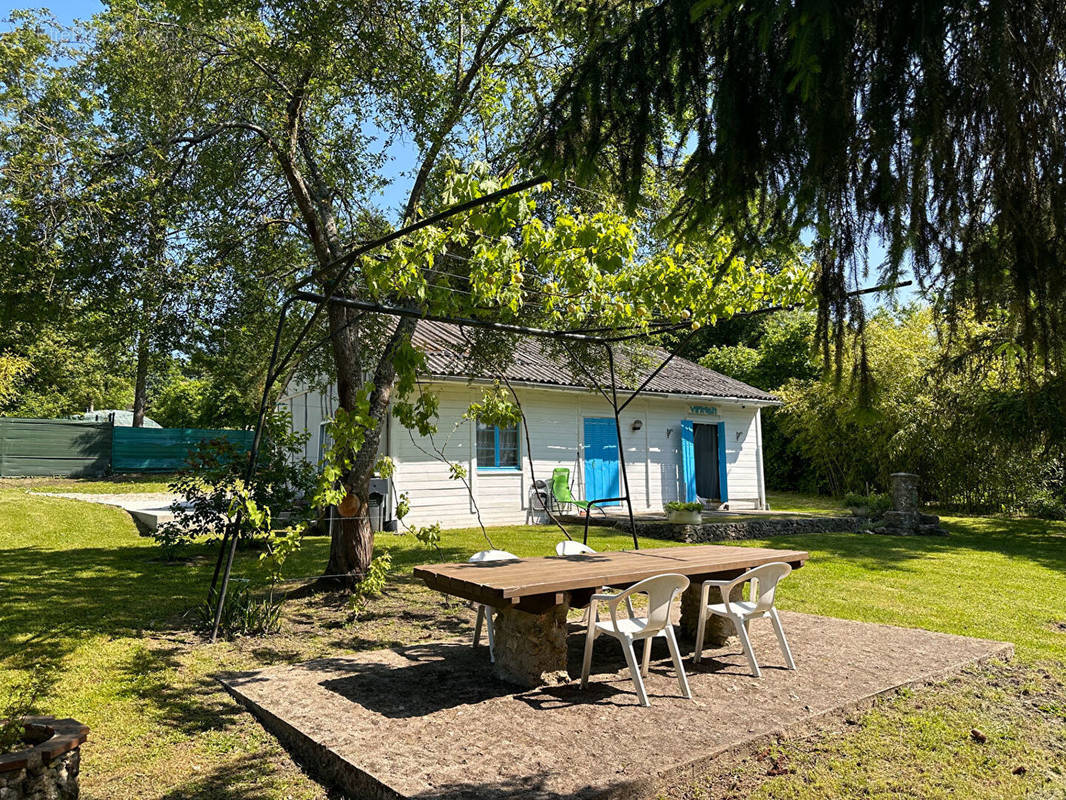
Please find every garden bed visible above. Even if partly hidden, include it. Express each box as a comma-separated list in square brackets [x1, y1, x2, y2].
[601, 514, 867, 543]
[0, 717, 88, 800]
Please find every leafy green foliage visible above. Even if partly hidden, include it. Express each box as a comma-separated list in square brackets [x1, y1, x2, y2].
[312, 388, 375, 512]
[465, 383, 522, 429]
[1025, 491, 1066, 521]
[259, 526, 304, 585]
[365, 167, 812, 340]
[412, 522, 443, 557]
[155, 410, 314, 554]
[349, 551, 393, 617]
[0, 324, 133, 418]
[538, 0, 1066, 371]
[774, 305, 1064, 510]
[394, 491, 411, 521]
[699, 311, 819, 490]
[842, 492, 891, 515]
[0, 663, 54, 754]
[191, 580, 282, 638]
[664, 500, 703, 512]
[150, 359, 267, 429]
[700, 311, 819, 390]
[0, 353, 30, 410]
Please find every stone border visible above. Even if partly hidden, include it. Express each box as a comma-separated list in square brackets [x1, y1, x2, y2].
[0, 717, 89, 773]
[626, 515, 866, 543]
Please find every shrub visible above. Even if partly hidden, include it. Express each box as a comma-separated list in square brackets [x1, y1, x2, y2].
[0, 665, 53, 754]
[1026, 490, 1066, 520]
[665, 501, 704, 512]
[349, 551, 393, 617]
[843, 492, 892, 515]
[155, 409, 315, 554]
[191, 581, 282, 638]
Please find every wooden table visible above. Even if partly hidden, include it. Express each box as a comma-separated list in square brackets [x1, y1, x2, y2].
[414, 544, 809, 686]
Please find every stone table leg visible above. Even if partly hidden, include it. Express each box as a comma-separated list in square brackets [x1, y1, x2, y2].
[678, 581, 743, 645]
[491, 601, 571, 688]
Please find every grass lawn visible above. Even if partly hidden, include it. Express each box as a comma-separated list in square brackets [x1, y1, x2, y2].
[765, 491, 850, 516]
[1, 480, 1065, 799]
[4, 473, 179, 494]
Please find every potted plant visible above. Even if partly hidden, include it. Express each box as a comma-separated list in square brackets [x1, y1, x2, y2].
[665, 501, 704, 524]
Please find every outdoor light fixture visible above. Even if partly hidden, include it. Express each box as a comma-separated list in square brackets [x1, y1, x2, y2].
[631, 419, 643, 432]
[666, 427, 673, 439]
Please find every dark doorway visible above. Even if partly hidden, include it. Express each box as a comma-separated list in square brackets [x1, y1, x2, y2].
[693, 423, 721, 500]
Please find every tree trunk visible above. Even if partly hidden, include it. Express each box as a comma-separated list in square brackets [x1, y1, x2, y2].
[132, 329, 149, 428]
[277, 60, 476, 589]
[319, 312, 415, 589]
[324, 493, 374, 587]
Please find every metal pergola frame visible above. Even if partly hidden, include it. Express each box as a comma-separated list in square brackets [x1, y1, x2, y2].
[204, 172, 908, 642]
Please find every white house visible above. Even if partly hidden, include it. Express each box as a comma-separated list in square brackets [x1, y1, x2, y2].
[279, 321, 779, 529]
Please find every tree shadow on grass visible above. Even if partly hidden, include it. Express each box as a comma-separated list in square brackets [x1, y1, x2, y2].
[114, 645, 248, 736]
[0, 536, 339, 664]
[156, 751, 315, 800]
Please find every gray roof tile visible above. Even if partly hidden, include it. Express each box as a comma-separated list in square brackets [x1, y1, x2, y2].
[412, 320, 778, 403]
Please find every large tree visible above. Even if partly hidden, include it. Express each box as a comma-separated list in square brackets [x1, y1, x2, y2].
[535, 0, 1066, 374]
[85, 0, 581, 584]
[85, 0, 810, 589]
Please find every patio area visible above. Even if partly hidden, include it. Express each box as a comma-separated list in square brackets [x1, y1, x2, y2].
[222, 612, 1011, 800]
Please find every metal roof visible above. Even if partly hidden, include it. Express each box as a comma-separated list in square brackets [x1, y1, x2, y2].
[411, 320, 779, 403]
[72, 410, 163, 427]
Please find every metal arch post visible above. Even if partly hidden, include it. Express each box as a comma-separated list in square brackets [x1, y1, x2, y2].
[209, 296, 294, 642]
[605, 344, 639, 550]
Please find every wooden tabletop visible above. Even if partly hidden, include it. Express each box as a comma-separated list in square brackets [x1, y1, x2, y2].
[414, 544, 809, 613]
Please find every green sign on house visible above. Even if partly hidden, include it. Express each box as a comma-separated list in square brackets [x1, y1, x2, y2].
[689, 404, 719, 416]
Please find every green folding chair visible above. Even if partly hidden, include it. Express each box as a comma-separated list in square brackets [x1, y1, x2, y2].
[550, 467, 606, 516]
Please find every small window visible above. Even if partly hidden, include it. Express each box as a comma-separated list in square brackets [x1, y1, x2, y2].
[476, 421, 520, 470]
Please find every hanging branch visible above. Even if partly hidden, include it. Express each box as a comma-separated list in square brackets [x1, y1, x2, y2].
[498, 374, 574, 540]
[450, 324, 574, 539]
[403, 379, 496, 550]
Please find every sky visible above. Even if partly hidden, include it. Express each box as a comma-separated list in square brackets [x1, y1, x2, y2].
[1, 2, 917, 310]
[0, 1, 98, 25]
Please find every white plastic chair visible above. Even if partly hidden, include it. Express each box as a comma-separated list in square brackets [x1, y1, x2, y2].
[693, 561, 796, 677]
[469, 549, 518, 662]
[555, 540, 595, 557]
[580, 573, 692, 707]
[555, 541, 635, 624]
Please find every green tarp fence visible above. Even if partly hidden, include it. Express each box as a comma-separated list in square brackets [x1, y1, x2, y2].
[112, 427, 255, 473]
[0, 418, 112, 477]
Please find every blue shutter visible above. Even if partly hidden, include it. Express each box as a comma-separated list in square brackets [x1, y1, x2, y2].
[717, 420, 728, 502]
[583, 417, 620, 506]
[680, 420, 696, 502]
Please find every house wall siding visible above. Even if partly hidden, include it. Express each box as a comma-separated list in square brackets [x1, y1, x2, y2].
[280, 380, 768, 529]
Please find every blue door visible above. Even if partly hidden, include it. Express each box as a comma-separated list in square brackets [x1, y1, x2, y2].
[681, 419, 728, 502]
[583, 417, 620, 506]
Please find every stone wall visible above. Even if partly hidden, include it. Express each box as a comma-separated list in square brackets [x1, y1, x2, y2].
[623, 515, 866, 544]
[0, 717, 87, 800]
[492, 603, 570, 687]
